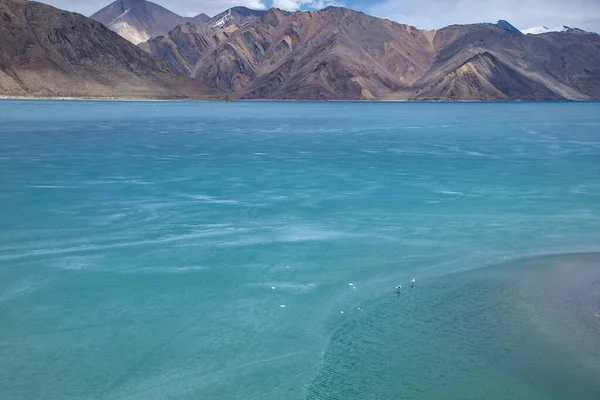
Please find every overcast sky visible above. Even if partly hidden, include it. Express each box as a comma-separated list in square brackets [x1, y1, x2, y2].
[37, 0, 600, 32]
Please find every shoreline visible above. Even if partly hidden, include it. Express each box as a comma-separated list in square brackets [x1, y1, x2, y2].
[0, 96, 593, 103]
[0, 95, 217, 102]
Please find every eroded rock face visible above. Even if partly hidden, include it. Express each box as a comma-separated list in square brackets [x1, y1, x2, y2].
[143, 7, 600, 101]
[138, 23, 237, 77]
[0, 0, 225, 99]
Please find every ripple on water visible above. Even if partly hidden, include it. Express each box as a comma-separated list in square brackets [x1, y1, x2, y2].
[305, 253, 600, 400]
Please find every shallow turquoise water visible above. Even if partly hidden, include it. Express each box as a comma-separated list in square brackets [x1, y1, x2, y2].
[1, 100, 600, 399]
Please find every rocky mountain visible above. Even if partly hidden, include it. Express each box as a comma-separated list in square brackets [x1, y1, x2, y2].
[91, 0, 192, 44]
[139, 23, 238, 76]
[411, 52, 559, 101]
[136, 6, 269, 76]
[204, 6, 266, 29]
[90, 1, 264, 44]
[0, 0, 224, 99]
[142, 7, 600, 101]
[423, 22, 600, 100]
[522, 25, 586, 35]
[144, 8, 438, 99]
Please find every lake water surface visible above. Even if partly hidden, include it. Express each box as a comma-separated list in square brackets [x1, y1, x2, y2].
[1, 100, 599, 399]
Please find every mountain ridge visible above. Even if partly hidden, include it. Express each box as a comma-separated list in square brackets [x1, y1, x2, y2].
[88, 1, 596, 45]
[141, 6, 600, 101]
[90, 1, 267, 44]
[3, 0, 599, 101]
[0, 0, 225, 99]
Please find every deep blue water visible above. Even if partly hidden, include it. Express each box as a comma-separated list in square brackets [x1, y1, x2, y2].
[1, 100, 600, 399]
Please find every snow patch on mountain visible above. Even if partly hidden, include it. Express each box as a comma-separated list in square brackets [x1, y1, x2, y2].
[112, 8, 131, 24]
[212, 10, 231, 28]
[522, 25, 584, 34]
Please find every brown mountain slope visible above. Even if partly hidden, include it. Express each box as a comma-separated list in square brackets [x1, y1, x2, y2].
[416, 23, 600, 100]
[139, 23, 237, 76]
[0, 0, 224, 99]
[411, 52, 561, 100]
[91, 0, 192, 44]
[142, 7, 600, 101]
[526, 32, 600, 98]
[148, 7, 437, 100]
[138, 7, 276, 78]
[208, 7, 437, 99]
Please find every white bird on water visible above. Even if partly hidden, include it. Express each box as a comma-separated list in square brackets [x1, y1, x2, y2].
[410, 279, 416, 287]
[395, 284, 402, 293]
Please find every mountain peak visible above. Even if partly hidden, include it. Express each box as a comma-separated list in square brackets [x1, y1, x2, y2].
[495, 20, 522, 34]
[317, 6, 355, 15]
[91, 0, 189, 44]
[191, 13, 210, 24]
[204, 6, 266, 29]
[119, 0, 146, 6]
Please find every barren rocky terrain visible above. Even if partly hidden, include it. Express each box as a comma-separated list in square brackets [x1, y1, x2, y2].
[143, 8, 600, 100]
[0, 0, 224, 99]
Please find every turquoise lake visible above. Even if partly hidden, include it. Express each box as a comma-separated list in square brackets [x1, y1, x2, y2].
[1, 100, 599, 399]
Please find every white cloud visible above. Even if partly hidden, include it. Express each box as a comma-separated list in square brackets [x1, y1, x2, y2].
[272, 0, 343, 11]
[272, 0, 302, 9]
[367, 0, 600, 32]
[186, 0, 267, 15]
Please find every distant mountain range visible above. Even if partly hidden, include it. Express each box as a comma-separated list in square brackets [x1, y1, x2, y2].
[139, 8, 600, 101]
[0, 0, 224, 99]
[90, 0, 265, 44]
[1, 0, 599, 101]
[91, 0, 591, 45]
